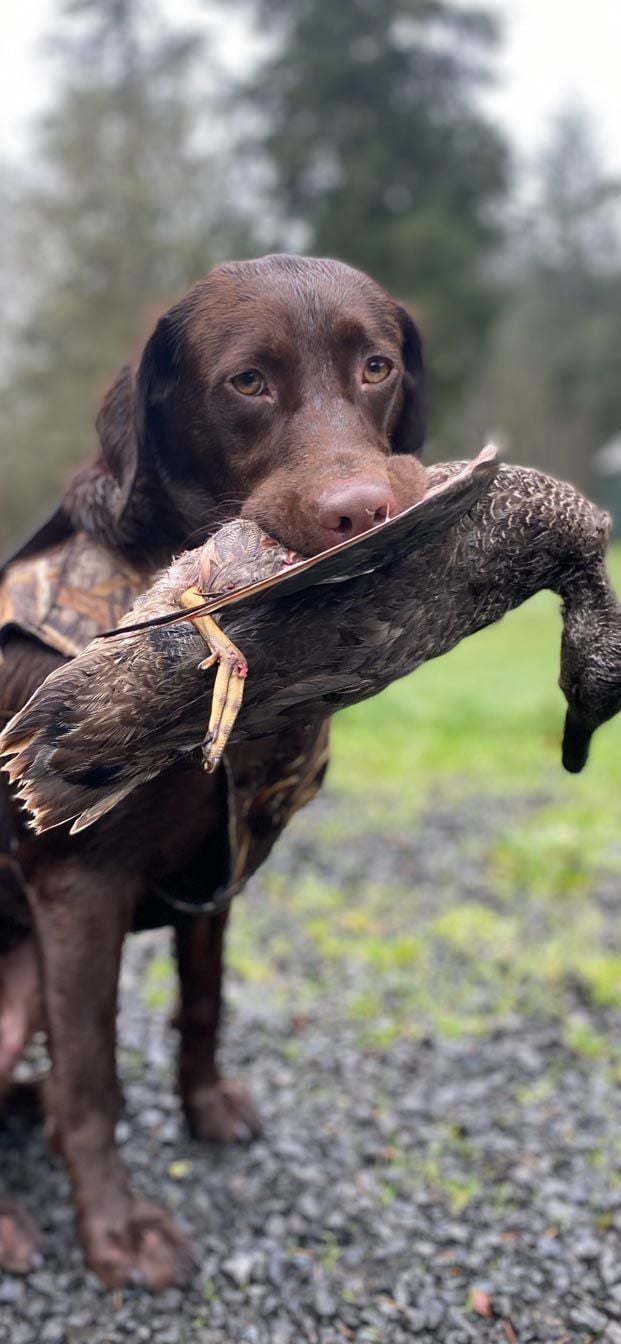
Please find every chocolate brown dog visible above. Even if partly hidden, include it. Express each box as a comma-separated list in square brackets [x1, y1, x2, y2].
[0, 254, 426, 1287]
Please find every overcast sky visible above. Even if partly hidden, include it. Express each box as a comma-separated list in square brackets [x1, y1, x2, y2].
[1, 0, 620, 175]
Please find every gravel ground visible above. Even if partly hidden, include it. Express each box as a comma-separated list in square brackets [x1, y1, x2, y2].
[2, 790, 621, 1343]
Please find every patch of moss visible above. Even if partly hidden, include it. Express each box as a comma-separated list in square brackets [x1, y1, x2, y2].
[576, 954, 621, 1009]
[564, 1017, 609, 1060]
[228, 947, 274, 984]
[431, 903, 518, 958]
[143, 953, 174, 1010]
[347, 990, 383, 1022]
[443, 1173, 480, 1215]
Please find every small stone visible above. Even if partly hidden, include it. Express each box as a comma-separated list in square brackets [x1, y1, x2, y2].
[570, 1304, 608, 1332]
[140, 1106, 164, 1129]
[313, 1276, 338, 1319]
[0, 1279, 23, 1305]
[600, 1246, 621, 1286]
[298, 1192, 322, 1222]
[605, 1325, 621, 1344]
[271, 1324, 293, 1344]
[41, 1323, 67, 1344]
[222, 1251, 259, 1287]
[270, 1322, 291, 1344]
[27, 1271, 57, 1298]
[9, 1328, 39, 1344]
[574, 1235, 601, 1261]
[159, 1118, 180, 1144]
[423, 1299, 446, 1330]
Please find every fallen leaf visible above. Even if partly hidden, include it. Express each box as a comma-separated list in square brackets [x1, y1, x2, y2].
[168, 1159, 192, 1180]
[471, 1288, 493, 1318]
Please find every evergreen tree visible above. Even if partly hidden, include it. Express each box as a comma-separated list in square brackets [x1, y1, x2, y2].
[460, 107, 621, 488]
[235, 0, 509, 421]
[1, 0, 229, 548]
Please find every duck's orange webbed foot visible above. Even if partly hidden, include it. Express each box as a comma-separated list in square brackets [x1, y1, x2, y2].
[178, 587, 248, 772]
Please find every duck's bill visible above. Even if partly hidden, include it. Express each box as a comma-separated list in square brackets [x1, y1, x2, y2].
[100, 444, 499, 641]
[562, 708, 593, 774]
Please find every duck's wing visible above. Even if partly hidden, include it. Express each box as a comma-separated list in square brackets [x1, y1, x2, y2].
[0, 621, 205, 834]
[105, 445, 499, 639]
[0, 446, 499, 836]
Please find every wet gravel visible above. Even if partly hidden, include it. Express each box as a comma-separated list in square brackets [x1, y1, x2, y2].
[2, 790, 621, 1343]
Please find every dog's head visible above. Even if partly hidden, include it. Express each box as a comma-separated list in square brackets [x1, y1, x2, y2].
[96, 254, 426, 556]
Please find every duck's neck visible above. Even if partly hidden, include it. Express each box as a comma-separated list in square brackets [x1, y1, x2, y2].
[459, 462, 612, 614]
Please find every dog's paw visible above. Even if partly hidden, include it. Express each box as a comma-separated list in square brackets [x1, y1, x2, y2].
[183, 1078, 261, 1143]
[82, 1197, 195, 1291]
[0, 1199, 42, 1274]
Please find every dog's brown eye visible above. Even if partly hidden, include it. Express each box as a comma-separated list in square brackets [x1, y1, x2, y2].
[231, 370, 265, 396]
[363, 356, 392, 384]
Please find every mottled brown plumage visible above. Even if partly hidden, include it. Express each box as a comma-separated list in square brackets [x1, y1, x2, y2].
[3, 455, 620, 839]
[0, 449, 494, 830]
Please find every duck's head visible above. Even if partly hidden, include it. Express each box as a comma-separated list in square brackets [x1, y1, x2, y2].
[559, 580, 621, 772]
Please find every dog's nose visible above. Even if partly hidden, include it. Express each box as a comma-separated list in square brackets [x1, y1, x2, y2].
[318, 478, 397, 541]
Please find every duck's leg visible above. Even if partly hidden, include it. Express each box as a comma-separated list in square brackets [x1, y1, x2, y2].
[178, 587, 248, 772]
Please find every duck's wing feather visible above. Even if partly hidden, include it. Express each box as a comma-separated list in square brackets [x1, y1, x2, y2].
[0, 621, 204, 833]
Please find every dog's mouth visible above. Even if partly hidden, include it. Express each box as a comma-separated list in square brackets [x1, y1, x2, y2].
[263, 501, 410, 566]
[258, 534, 303, 566]
[256, 446, 498, 573]
[258, 506, 401, 565]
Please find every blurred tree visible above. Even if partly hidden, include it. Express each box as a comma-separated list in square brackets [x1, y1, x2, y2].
[233, 0, 509, 420]
[460, 107, 621, 488]
[0, 164, 24, 377]
[0, 0, 234, 550]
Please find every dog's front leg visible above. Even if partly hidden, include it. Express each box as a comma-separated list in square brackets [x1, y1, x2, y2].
[174, 909, 261, 1143]
[30, 856, 195, 1290]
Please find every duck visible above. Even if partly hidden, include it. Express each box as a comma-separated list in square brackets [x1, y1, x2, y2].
[2, 449, 620, 836]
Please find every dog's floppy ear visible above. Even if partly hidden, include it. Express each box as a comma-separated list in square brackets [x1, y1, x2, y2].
[60, 364, 143, 547]
[391, 306, 426, 457]
[96, 315, 182, 506]
[94, 364, 139, 521]
[89, 314, 184, 546]
[133, 313, 183, 473]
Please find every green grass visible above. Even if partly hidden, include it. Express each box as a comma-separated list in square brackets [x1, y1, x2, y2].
[329, 545, 621, 811]
[143, 953, 175, 1010]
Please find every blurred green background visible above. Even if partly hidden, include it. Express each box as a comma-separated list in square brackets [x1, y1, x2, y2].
[2, 0, 621, 548]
